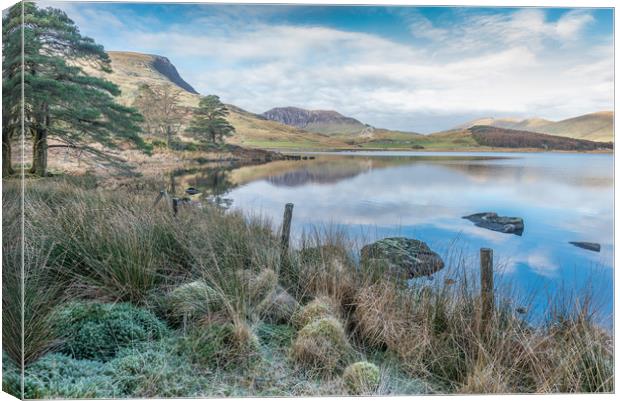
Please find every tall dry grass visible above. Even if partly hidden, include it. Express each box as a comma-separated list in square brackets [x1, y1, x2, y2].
[2, 176, 613, 394]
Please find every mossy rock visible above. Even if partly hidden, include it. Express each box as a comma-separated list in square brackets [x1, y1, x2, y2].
[179, 322, 260, 370]
[291, 317, 353, 376]
[256, 286, 299, 323]
[53, 302, 168, 361]
[360, 237, 444, 280]
[165, 280, 222, 323]
[292, 296, 340, 329]
[343, 361, 381, 395]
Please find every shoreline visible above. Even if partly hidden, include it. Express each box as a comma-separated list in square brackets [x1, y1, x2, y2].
[263, 147, 614, 154]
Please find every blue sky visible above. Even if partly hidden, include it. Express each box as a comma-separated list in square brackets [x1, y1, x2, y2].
[41, 2, 613, 132]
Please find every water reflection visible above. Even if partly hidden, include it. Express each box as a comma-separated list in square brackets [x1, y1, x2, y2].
[171, 152, 613, 323]
[169, 165, 237, 208]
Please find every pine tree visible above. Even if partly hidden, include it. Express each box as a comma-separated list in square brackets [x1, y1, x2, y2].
[185, 95, 235, 144]
[2, 2, 146, 177]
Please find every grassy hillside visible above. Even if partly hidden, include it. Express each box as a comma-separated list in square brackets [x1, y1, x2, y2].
[84, 51, 612, 152]
[83, 52, 350, 150]
[468, 125, 613, 151]
[454, 112, 613, 142]
[534, 111, 613, 142]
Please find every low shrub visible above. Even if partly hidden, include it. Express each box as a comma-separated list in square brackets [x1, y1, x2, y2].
[3, 352, 115, 399]
[53, 302, 168, 361]
[179, 321, 260, 370]
[164, 280, 223, 325]
[291, 317, 353, 376]
[247, 269, 278, 306]
[290, 239, 358, 309]
[106, 341, 212, 397]
[292, 296, 341, 329]
[257, 287, 299, 324]
[343, 361, 381, 395]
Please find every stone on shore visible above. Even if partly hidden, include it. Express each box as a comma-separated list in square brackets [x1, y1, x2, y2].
[360, 237, 444, 279]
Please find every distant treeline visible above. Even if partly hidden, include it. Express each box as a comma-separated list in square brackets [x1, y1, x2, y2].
[469, 125, 613, 151]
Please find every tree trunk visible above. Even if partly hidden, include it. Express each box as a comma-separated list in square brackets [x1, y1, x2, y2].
[2, 126, 14, 177]
[30, 127, 48, 177]
[30, 105, 50, 177]
[166, 125, 173, 149]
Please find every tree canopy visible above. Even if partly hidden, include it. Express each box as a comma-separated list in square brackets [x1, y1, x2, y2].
[185, 95, 235, 144]
[2, 1, 147, 176]
[132, 83, 182, 148]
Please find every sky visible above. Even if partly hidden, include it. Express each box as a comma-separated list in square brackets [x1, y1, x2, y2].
[40, 2, 613, 133]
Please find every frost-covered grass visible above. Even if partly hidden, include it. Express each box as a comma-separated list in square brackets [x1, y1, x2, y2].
[2, 176, 613, 398]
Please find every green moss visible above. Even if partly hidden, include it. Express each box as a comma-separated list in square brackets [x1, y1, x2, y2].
[343, 361, 381, 395]
[53, 301, 168, 361]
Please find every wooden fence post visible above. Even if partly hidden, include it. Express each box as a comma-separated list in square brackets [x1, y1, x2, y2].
[280, 203, 294, 252]
[172, 197, 179, 216]
[480, 248, 494, 331]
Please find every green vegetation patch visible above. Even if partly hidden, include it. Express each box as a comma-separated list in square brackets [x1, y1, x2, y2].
[292, 296, 341, 329]
[106, 341, 213, 397]
[164, 280, 223, 324]
[2, 352, 115, 399]
[53, 301, 169, 361]
[343, 361, 381, 395]
[291, 317, 353, 376]
[179, 322, 261, 370]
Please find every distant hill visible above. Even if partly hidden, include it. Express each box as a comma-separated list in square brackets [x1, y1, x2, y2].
[454, 112, 613, 142]
[466, 125, 612, 151]
[261, 107, 367, 135]
[533, 112, 613, 142]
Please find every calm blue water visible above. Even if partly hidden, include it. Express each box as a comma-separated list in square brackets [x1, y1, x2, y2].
[193, 152, 615, 324]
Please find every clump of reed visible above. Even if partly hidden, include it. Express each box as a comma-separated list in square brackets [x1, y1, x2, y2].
[2, 176, 613, 395]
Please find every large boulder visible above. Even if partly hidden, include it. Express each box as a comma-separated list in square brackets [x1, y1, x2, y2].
[360, 237, 444, 279]
[463, 212, 524, 235]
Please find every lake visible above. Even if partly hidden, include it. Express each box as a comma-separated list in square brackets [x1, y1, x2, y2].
[174, 151, 614, 324]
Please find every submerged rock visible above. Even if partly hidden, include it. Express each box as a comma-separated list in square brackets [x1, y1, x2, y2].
[360, 237, 444, 279]
[569, 241, 601, 252]
[463, 212, 524, 236]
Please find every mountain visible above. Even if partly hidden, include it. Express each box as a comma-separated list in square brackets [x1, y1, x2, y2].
[454, 112, 613, 142]
[261, 107, 367, 135]
[82, 52, 348, 150]
[83, 51, 611, 152]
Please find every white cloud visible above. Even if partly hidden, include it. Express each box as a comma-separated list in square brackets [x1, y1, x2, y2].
[50, 4, 612, 132]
